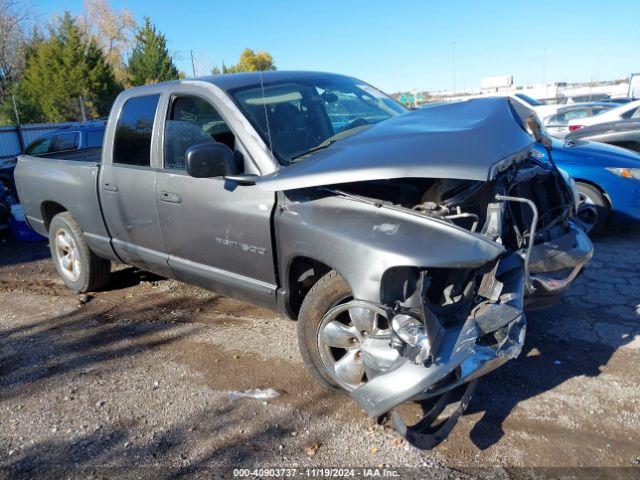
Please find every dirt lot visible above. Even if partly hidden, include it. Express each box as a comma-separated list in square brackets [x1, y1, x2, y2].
[1, 224, 639, 479]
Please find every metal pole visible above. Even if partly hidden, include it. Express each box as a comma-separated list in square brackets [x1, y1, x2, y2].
[11, 93, 25, 153]
[190, 50, 196, 77]
[542, 48, 547, 101]
[452, 42, 456, 95]
[79, 96, 87, 122]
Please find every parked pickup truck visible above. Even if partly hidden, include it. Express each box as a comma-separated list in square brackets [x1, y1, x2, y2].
[15, 71, 593, 448]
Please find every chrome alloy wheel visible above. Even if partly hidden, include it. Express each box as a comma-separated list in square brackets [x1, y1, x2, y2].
[576, 192, 599, 233]
[54, 228, 81, 282]
[317, 300, 399, 391]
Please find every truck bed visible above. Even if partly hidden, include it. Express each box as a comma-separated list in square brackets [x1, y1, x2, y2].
[13, 151, 115, 260]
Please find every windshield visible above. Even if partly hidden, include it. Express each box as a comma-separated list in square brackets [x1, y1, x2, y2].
[229, 76, 407, 164]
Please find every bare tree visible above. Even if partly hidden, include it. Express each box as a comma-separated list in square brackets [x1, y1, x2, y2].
[80, 0, 136, 83]
[0, 0, 30, 104]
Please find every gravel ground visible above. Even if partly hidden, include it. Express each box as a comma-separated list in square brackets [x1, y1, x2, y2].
[0, 224, 639, 479]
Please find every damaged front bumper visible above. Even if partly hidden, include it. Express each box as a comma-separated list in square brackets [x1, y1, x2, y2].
[347, 222, 591, 448]
[352, 259, 526, 419]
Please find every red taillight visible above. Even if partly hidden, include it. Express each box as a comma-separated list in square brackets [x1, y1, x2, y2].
[569, 125, 583, 131]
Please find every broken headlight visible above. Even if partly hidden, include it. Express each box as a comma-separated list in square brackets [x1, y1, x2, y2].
[391, 313, 432, 364]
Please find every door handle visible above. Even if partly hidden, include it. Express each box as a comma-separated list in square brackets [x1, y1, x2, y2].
[103, 183, 119, 192]
[159, 191, 182, 204]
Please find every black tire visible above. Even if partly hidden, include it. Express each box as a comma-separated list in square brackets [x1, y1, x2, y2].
[49, 212, 110, 292]
[575, 182, 608, 236]
[297, 270, 351, 392]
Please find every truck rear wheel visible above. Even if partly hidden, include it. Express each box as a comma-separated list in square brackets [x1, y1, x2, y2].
[49, 212, 110, 292]
[298, 270, 397, 392]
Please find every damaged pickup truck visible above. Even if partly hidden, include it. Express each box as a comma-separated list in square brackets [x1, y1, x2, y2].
[14, 71, 593, 448]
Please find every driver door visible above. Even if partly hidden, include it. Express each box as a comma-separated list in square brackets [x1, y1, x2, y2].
[155, 88, 277, 306]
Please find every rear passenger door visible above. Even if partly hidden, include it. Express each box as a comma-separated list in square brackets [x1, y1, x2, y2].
[99, 92, 172, 277]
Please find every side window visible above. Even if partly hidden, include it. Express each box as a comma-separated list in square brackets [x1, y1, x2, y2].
[545, 114, 562, 126]
[621, 106, 639, 119]
[50, 132, 79, 153]
[563, 108, 589, 122]
[163, 95, 236, 170]
[113, 94, 160, 166]
[25, 136, 54, 155]
[86, 130, 105, 148]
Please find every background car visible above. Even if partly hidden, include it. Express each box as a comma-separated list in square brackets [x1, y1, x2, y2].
[565, 118, 640, 153]
[23, 120, 106, 156]
[564, 93, 611, 103]
[535, 138, 640, 235]
[568, 99, 640, 131]
[543, 102, 619, 138]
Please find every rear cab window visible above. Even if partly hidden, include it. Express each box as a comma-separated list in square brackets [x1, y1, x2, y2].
[113, 94, 160, 166]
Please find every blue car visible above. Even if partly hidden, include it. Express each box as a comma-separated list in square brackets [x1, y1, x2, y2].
[534, 139, 640, 235]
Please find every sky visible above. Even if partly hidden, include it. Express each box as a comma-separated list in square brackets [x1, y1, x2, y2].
[33, 0, 640, 93]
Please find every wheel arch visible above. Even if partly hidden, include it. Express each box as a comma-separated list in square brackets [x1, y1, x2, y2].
[573, 178, 612, 210]
[284, 255, 334, 319]
[41, 201, 68, 232]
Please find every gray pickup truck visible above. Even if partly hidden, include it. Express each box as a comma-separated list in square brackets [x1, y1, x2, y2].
[15, 71, 593, 448]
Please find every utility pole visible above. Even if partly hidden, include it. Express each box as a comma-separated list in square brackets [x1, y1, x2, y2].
[190, 50, 196, 77]
[462, 66, 466, 94]
[12, 93, 24, 153]
[542, 48, 547, 100]
[79, 96, 87, 122]
[452, 42, 456, 95]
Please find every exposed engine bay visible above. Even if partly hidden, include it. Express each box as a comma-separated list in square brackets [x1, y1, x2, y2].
[331, 153, 576, 250]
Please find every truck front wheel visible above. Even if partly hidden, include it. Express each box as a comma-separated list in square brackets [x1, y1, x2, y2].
[49, 212, 110, 292]
[298, 270, 397, 392]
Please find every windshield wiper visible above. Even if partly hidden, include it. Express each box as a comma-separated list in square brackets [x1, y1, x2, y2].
[290, 139, 335, 162]
[289, 124, 373, 163]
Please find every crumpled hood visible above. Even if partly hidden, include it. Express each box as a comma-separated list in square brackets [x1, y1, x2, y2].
[257, 97, 535, 191]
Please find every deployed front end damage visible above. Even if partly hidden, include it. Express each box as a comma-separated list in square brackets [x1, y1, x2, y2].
[351, 254, 527, 449]
[264, 98, 593, 448]
[273, 155, 591, 448]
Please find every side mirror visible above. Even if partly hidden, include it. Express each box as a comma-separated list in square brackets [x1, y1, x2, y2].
[185, 142, 238, 178]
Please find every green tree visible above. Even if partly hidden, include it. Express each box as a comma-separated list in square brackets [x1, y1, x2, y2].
[222, 48, 276, 73]
[15, 12, 119, 122]
[126, 17, 178, 86]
